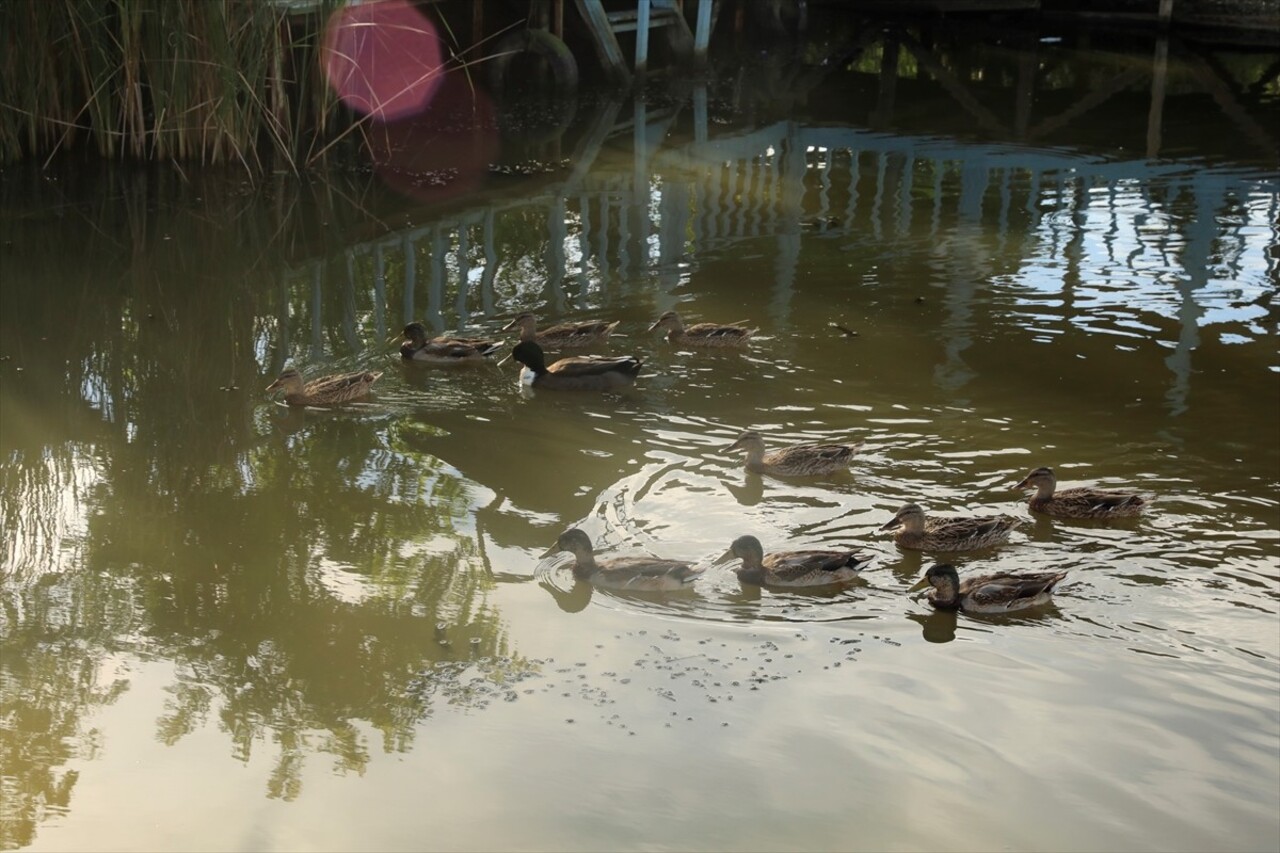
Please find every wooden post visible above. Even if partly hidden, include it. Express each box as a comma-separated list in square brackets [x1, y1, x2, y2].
[1147, 33, 1169, 159]
[694, 0, 713, 61]
[636, 1, 651, 76]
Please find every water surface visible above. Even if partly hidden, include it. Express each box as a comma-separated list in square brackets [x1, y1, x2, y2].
[2, 14, 1278, 853]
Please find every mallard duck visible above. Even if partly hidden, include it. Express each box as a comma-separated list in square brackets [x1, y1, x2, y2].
[501, 312, 618, 348]
[879, 503, 1022, 551]
[1015, 466, 1147, 519]
[265, 367, 383, 407]
[720, 534, 871, 587]
[399, 322, 502, 364]
[542, 528, 705, 591]
[911, 563, 1068, 614]
[647, 311, 755, 347]
[511, 340, 642, 392]
[725, 430, 863, 477]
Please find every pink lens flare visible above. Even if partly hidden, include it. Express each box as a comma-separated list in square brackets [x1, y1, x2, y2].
[322, 0, 445, 123]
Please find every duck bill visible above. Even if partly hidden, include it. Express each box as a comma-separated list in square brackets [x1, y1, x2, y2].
[723, 438, 745, 453]
[714, 549, 736, 565]
[878, 517, 902, 531]
[645, 319, 663, 333]
[500, 319, 518, 332]
[540, 545, 562, 559]
[1013, 478, 1031, 490]
[908, 576, 931, 592]
[264, 379, 282, 392]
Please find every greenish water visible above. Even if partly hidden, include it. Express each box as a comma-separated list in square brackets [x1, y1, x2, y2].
[2, 16, 1278, 853]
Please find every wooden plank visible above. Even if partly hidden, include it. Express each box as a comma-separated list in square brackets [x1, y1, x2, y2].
[573, 0, 631, 83]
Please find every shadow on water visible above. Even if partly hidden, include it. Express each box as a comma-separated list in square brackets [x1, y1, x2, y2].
[1, 9, 1277, 849]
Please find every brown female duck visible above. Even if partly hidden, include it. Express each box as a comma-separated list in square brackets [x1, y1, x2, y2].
[399, 322, 502, 364]
[265, 367, 383, 407]
[648, 311, 755, 347]
[911, 563, 1068, 614]
[542, 528, 705, 591]
[1014, 466, 1147, 519]
[879, 503, 1022, 552]
[725, 430, 863, 477]
[511, 340, 642, 392]
[720, 534, 871, 587]
[501, 312, 618, 348]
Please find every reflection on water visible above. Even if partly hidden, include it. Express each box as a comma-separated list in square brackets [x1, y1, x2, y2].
[1, 13, 1278, 852]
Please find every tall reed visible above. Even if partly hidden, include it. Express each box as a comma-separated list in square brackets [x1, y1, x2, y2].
[0, 0, 346, 173]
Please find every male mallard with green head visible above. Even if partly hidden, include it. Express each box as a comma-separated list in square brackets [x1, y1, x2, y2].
[725, 430, 863, 477]
[501, 312, 618, 348]
[720, 534, 872, 587]
[542, 528, 705, 591]
[400, 322, 502, 364]
[265, 367, 382, 407]
[648, 310, 755, 347]
[912, 563, 1068, 613]
[1014, 466, 1147, 519]
[511, 340, 642, 392]
[879, 503, 1021, 551]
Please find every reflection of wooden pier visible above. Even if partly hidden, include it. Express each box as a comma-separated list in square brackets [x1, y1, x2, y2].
[277, 22, 1278, 415]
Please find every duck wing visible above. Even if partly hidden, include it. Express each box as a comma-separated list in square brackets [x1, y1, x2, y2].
[594, 557, 704, 590]
[929, 515, 1019, 539]
[962, 571, 1067, 608]
[770, 442, 859, 467]
[431, 337, 502, 357]
[763, 549, 869, 583]
[306, 370, 381, 395]
[544, 320, 617, 341]
[547, 355, 642, 378]
[687, 323, 753, 340]
[1056, 487, 1145, 513]
[765, 549, 867, 574]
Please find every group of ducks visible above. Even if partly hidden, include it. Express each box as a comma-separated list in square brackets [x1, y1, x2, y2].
[544, 463, 1145, 614]
[264, 310, 1149, 615]
[262, 309, 753, 404]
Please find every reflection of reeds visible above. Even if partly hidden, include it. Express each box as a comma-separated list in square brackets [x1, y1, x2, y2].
[0, 0, 343, 171]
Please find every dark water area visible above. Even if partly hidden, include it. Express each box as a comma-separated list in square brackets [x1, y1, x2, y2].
[1, 11, 1277, 852]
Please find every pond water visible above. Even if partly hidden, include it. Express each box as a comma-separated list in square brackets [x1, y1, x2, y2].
[2, 13, 1278, 853]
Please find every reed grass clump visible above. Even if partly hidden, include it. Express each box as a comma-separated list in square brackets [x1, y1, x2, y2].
[0, 0, 345, 173]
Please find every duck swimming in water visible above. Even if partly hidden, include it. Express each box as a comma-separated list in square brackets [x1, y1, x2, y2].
[542, 528, 705, 591]
[265, 367, 382, 407]
[912, 563, 1068, 614]
[720, 534, 872, 587]
[399, 322, 502, 364]
[511, 340, 642, 392]
[725, 430, 863, 477]
[1014, 466, 1147, 519]
[879, 503, 1022, 552]
[501, 312, 618, 349]
[648, 311, 755, 348]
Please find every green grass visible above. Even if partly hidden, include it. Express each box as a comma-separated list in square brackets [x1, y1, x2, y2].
[0, 0, 356, 173]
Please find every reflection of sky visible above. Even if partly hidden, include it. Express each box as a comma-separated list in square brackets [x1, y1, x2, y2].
[1010, 180, 1277, 340]
[3, 446, 101, 579]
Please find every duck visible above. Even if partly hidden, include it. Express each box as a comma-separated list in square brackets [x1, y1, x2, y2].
[879, 503, 1022, 552]
[501, 312, 618, 348]
[1014, 466, 1147, 519]
[911, 563, 1068, 614]
[265, 367, 383, 407]
[725, 430, 863, 477]
[647, 310, 755, 347]
[511, 340, 642, 392]
[542, 528, 705, 591]
[720, 534, 872, 587]
[399, 322, 502, 364]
